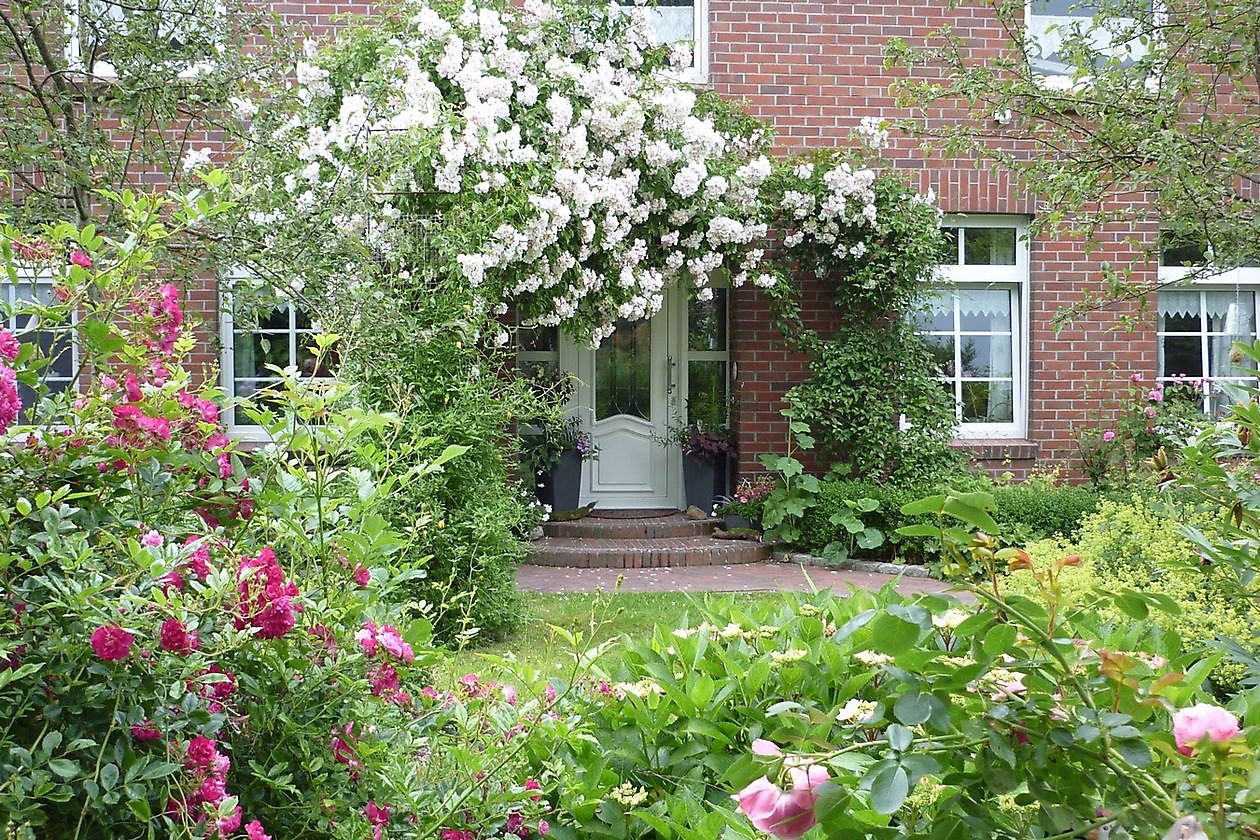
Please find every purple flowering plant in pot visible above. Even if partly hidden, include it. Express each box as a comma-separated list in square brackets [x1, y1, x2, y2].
[657, 418, 736, 511]
[529, 416, 598, 513]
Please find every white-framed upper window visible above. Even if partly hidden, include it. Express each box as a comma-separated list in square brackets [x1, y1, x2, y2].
[619, 0, 708, 84]
[219, 295, 333, 437]
[64, 0, 224, 79]
[4, 274, 80, 420]
[916, 217, 1030, 439]
[1156, 245, 1260, 416]
[1026, 0, 1152, 88]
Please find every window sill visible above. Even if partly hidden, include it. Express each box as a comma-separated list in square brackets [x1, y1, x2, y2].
[950, 438, 1038, 462]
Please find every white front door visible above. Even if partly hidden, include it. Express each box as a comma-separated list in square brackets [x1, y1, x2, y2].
[563, 292, 682, 509]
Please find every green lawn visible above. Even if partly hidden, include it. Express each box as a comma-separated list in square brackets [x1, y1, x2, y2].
[439, 591, 788, 683]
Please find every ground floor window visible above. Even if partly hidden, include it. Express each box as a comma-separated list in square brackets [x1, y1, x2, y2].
[220, 299, 333, 433]
[4, 275, 78, 417]
[924, 216, 1029, 439]
[1156, 287, 1260, 415]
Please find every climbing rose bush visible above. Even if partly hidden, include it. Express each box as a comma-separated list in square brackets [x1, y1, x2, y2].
[233, 0, 776, 346]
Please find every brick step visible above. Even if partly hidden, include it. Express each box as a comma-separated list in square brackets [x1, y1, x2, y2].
[543, 514, 718, 539]
[525, 535, 770, 568]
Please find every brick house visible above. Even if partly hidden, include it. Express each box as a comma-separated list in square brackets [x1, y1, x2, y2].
[10, 1, 1256, 511]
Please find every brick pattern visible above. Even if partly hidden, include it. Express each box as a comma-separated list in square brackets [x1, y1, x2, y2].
[526, 535, 770, 568]
[7, 0, 1195, 483]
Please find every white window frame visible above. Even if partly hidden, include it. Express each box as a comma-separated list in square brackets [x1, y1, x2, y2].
[63, 0, 225, 80]
[929, 216, 1031, 440]
[5, 271, 81, 416]
[1024, 0, 1159, 90]
[218, 290, 330, 440]
[1155, 261, 1260, 415]
[620, 0, 709, 84]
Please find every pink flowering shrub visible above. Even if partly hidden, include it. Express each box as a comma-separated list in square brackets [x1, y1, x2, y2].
[0, 190, 492, 838]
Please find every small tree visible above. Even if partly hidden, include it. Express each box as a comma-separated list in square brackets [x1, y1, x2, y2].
[886, 0, 1260, 322]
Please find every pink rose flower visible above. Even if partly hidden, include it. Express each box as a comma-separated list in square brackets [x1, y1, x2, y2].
[130, 722, 162, 741]
[538, 819, 550, 836]
[245, 820, 272, 840]
[185, 735, 219, 769]
[353, 565, 371, 586]
[0, 330, 18, 363]
[1101, 430, 1116, 443]
[91, 625, 134, 661]
[217, 805, 242, 835]
[159, 618, 200, 654]
[141, 529, 164, 547]
[736, 740, 830, 838]
[1144, 406, 1157, 419]
[1130, 373, 1143, 383]
[0, 364, 20, 435]
[69, 251, 92, 268]
[376, 625, 414, 662]
[1148, 389, 1163, 402]
[1173, 703, 1241, 756]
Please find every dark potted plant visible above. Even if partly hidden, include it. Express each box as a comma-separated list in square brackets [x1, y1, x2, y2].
[525, 417, 598, 513]
[660, 419, 736, 512]
[714, 473, 776, 530]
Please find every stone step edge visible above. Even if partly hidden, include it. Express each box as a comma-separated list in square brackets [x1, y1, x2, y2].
[777, 551, 937, 579]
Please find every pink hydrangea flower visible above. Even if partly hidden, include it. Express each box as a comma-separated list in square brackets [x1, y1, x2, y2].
[0, 364, 20, 435]
[0, 330, 18, 363]
[1173, 703, 1241, 756]
[245, 820, 272, 840]
[91, 625, 134, 661]
[69, 251, 92, 268]
[736, 740, 830, 838]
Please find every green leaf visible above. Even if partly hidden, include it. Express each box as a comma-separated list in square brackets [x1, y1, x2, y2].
[1113, 592, 1149, 620]
[894, 691, 932, 726]
[867, 765, 909, 814]
[48, 758, 80, 779]
[900, 495, 946, 516]
[885, 723, 913, 752]
[99, 763, 119, 791]
[127, 798, 152, 821]
[868, 614, 920, 655]
[981, 623, 1018, 657]
[894, 524, 942, 538]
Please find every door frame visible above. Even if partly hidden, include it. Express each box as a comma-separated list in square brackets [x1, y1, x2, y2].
[560, 287, 686, 509]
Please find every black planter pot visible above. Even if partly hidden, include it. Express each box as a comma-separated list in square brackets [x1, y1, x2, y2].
[551, 450, 583, 512]
[723, 513, 760, 531]
[683, 455, 717, 512]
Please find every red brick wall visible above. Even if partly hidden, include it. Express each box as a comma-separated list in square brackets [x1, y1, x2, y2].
[709, 0, 1161, 481]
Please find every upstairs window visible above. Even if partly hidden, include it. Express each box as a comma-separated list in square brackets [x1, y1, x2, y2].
[619, 0, 708, 83]
[1026, 0, 1151, 87]
[916, 218, 1030, 439]
[65, 0, 224, 78]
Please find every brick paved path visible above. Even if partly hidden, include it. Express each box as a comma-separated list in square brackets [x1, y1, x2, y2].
[516, 560, 962, 597]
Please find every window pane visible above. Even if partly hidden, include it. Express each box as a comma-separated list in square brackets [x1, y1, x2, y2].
[595, 319, 652, 421]
[912, 292, 954, 333]
[936, 228, 960, 265]
[1030, 0, 1102, 16]
[235, 332, 292, 378]
[961, 380, 1014, 423]
[1159, 336, 1202, 378]
[959, 335, 1013, 378]
[688, 289, 727, 351]
[963, 228, 1017, 266]
[640, 2, 694, 44]
[518, 325, 558, 352]
[1204, 292, 1254, 335]
[958, 289, 1012, 331]
[256, 308, 291, 331]
[922, 334, 955, 376]
[1159, 237, 1208, 267]
[687, 361, 728, 427]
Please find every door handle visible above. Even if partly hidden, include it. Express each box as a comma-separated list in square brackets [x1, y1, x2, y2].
[666, 354, 676, 396]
